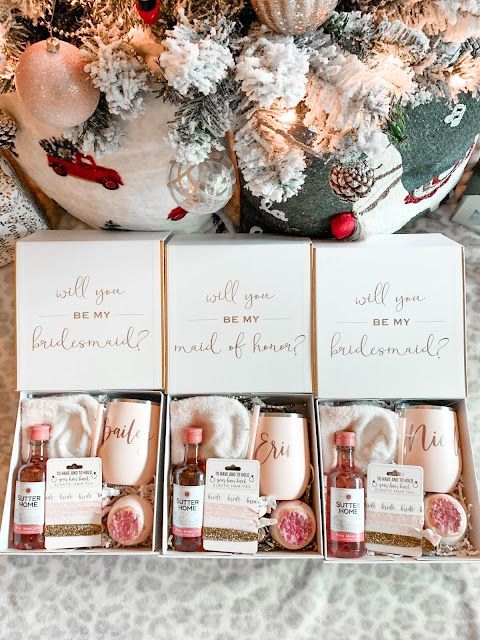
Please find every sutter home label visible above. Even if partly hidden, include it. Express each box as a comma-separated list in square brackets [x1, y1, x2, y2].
[172, 484, 205, 538]
[330, 488, 365, 543]
[13, 481, 45, 534]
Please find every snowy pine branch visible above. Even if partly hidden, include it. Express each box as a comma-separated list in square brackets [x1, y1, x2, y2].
[168, 76, 238, 164]
[82, 24, 149, 120]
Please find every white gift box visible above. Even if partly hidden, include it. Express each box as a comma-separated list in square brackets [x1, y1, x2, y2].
[313, 234, 480, 562]
[162, 393, 323, 558]
[166, 235, 312, 395]
[164, 235, 322, 557]
[16, 230, 167, 392]
[0, 391, 165, 555]
[1, 230, 169, 554]
[314, 233, 466, 400]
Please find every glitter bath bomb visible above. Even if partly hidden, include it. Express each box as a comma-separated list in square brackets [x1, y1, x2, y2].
[269, 500, 316, 550]
[107, 495, 154, 546]
[424, 493, 467, 545]
[15, 39, 100, 128]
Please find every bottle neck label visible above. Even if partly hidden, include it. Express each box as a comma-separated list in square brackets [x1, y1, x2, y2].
[13, 481, 45, 534]
[330, 487, 365, 542]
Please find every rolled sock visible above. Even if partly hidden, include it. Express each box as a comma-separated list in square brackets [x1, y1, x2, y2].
[21, 394, 99, 461]
[319, 404, 398, 472]
[170, 396, 250, 465]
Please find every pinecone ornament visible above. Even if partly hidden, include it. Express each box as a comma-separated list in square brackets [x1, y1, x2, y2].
[329, 159, 374, 202]
[0, 111, 18, 153]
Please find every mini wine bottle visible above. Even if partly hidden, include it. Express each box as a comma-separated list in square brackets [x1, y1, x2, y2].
[326, 430, 365, 558]
[172, 427, 205, 552]
[13, 424, 50, 550]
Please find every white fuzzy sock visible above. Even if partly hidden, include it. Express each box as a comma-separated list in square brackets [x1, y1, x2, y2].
[21, 394, 101, 461]
[319, 404, 399, 473]
[170, 396, 251, 465]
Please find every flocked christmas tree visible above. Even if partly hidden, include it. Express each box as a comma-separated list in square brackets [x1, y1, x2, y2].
[0, 0, 479, 236]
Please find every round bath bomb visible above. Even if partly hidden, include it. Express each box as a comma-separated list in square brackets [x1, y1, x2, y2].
[269, 500, 316, 550]
[424, 493, 467, 546]
[107, 495, 154, 546]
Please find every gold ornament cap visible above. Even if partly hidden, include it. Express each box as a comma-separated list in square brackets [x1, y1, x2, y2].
[46, 37, 60, 53]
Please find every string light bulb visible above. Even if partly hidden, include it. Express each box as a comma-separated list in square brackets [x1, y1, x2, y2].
[277, 108, 297, 125]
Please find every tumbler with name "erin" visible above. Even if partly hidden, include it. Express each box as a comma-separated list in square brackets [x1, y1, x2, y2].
[99, 399, 160, 486]
[254, 412, 310, 500]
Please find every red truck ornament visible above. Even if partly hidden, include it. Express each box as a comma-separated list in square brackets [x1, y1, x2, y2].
[47, 152, 124, 190]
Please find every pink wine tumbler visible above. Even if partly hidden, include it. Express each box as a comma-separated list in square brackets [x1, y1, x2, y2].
[401, 404, 461, 493]
[99, 399, 161, 486]
[254, 412, 310, 500]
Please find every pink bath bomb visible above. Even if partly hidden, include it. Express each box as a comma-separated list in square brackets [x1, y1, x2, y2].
[424, 493, 467, 545]
[107, 495, 154, 546]
[270, 500, 316, 550]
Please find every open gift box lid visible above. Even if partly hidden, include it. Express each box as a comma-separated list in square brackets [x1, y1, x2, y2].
[313, 233, 467, 400]
[16, 230, 168, 392]
[166, 234, 312, 394]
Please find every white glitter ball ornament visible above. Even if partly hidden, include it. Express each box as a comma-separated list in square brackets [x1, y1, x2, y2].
[251, 0, 338, 34]
[168, 152, 235, 215]
[15, 38, 100, 128]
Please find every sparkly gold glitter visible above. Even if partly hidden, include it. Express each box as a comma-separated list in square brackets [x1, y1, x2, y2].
[422, 539, 436, 552]
[250, 0, 338, 35]
[365, 531, 421, 548]
[15, 39, 100, 128]
[45, 524, 102, 537]
[203, 527, 258, 543]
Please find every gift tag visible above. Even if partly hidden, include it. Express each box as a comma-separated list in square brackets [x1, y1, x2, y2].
[366, 463, 425, 557]
[203, 459, 260, 554]
[45, 458, 102, 550]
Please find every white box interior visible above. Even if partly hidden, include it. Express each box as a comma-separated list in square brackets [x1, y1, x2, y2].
[316, 399, 480, 563]
[162, 394, 323, 559]
[0, 391, 165, 555]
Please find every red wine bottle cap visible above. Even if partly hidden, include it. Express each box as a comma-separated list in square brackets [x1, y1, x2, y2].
[335, 430, 355, 447]
[29, 424, 50, 441]
[184, 427, 203, 444]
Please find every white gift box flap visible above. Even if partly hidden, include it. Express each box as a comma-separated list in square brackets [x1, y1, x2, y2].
[314, 233, 466, 399]
[16, 230, 168, 392]
[167, 235, 312, 394]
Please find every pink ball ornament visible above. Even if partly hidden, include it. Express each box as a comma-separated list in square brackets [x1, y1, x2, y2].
[251, 0, 338, 35]
[15, 38, 100, 128]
